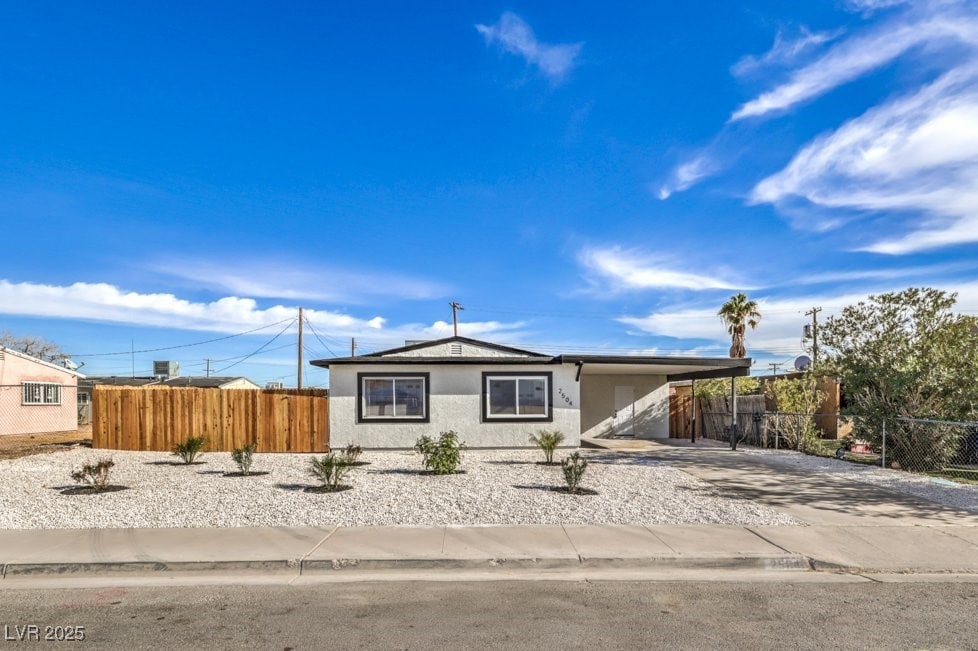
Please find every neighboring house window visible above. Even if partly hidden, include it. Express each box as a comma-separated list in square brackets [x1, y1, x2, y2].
[22, 382, 62, 405]
[482, 372, 552, 422]
[357, 373, 429, 423]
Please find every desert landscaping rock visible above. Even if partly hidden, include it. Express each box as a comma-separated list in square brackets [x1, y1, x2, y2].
[0, 448, 799, 529]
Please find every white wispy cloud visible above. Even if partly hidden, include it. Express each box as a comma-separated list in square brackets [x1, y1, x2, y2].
[150, 258, 449, 304]
[730, 13, 978, 121]
[844, 0, 911, 14]
[0, 279, 385, 334]
[751, 64, 978, 253]
[0, 280, 527, 350]
[732, 27, 843, 77]
[657, 155, 717, 199]
[579, 246, 749, 292]
[476, 12, 582, 84]
[790, 261, 978, 285]
[618, 280, 978, 356]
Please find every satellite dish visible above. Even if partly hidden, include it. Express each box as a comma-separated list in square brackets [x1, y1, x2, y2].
[794, 355, 812, 371]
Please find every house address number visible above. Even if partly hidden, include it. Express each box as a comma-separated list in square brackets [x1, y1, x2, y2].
[557, 387, 574, 406]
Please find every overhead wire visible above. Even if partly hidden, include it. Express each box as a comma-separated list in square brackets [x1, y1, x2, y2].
[68, 317, 297, 357]
[213, 319, 296, 375]
[302, 317, 337, 357]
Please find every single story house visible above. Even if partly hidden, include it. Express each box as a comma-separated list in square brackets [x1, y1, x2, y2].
[79, 375, 260, 400]
[0, 346, 85, 436]
[310, 336, 750, 448]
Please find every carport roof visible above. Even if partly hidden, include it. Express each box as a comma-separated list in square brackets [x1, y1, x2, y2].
[556, 355, 752, 381]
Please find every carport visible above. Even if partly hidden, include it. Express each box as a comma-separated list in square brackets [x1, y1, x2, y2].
[558, 355, 752, 440]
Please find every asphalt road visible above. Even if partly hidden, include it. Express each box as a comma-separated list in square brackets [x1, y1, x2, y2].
[1, 580, 976, 650]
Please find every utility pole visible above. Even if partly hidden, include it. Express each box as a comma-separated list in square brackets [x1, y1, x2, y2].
[351, 338, 357, 357]
[805, 307, 822, 365]
[205, 359, 211, 378]
[768, 362, 781, 376]
[297, 307, 304, 390]
[449, 301, 464, 337]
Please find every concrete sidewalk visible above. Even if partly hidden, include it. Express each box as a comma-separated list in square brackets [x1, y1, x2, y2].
[1, 522, 977, 579]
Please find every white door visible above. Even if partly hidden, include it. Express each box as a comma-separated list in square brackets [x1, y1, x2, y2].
[613, 386, 635, 437]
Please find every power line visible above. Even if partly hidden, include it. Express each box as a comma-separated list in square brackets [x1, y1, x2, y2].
[302, 317, 337, 357]
[213, 319, 296, 375]
[67, 318, 296, 357]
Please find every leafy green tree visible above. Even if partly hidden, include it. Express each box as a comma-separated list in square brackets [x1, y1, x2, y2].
[820, 288, 978, 470]
[717, 293, 761, 358]
[693, 377, 761, 401]
[764, 372, 827, 451]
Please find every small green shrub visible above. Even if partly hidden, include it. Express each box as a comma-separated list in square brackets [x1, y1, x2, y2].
[231, 443, 257, 475]
[414, 431, 466, 475]
[71, 458, 115, 491]
[561, 452, 588, 493]
[173, 436, 207, 464]
[340, 442, 363, 465]
[308, 454, 350, 489]
[529, 430, 565, 464]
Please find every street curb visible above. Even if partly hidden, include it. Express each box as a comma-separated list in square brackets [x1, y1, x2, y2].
[3, 554, 813, 577]
[2, 560, 300, 577]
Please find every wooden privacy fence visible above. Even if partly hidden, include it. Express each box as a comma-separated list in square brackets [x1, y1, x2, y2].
[92, 386, 329, 452]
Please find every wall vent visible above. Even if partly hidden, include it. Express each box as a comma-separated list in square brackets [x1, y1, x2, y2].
[450, 343, 463, 356]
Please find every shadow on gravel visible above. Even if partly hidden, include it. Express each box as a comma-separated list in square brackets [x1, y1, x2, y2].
[482, 460, 539, 466]
[513, 483, 599, 496]
[143, 461, 207, 466]
[58, 485, 130, 496]
[275, 482, 313, 491]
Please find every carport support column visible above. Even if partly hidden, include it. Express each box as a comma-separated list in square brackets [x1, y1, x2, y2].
[729, 376, 738, 450]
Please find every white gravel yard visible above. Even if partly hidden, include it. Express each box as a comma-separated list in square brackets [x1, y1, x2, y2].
[0, 447, 799, 529]
[742, 448, 978, 513]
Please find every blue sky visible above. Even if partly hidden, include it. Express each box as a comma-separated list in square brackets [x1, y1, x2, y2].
[3, 0, 978, 386]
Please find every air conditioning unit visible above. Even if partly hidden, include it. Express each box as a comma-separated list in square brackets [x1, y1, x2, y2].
[153, 361, 180, 379]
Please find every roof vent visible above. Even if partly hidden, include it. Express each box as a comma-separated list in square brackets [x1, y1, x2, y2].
[450, 343, 463, 356]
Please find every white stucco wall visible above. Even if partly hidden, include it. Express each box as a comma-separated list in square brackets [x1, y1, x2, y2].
[580, 374, 670, 439]
[386, 342, 532, 358]
[329, 363, 580, 448]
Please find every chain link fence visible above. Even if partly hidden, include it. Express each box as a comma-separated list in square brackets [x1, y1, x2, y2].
[0, 384, 83, 436]
[700, 409, 978, 482]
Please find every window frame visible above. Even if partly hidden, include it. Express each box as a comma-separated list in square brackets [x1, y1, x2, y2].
[481, 371, 553, 423]
[22, 382, 63, 406]
[357, 372, 430, 423]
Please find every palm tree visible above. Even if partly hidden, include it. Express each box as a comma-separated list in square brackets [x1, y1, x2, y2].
[718, 293, 761, 358]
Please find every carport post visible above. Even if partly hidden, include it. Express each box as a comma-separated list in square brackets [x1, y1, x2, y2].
[729, 376, 738, 450]
[690, 379, 696, 443]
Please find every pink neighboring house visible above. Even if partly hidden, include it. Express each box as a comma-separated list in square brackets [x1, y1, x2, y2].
[0, 346, 84, 436]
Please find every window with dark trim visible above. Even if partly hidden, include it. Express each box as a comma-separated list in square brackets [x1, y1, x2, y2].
[482, 372, 553, 422]
[357, 372, 430, 423]
[22, 382, 62, 405]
